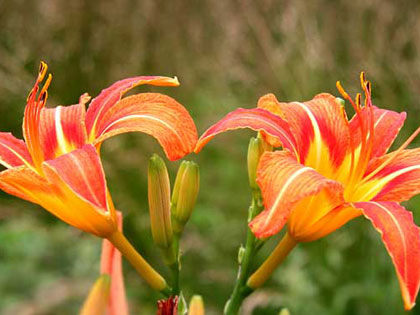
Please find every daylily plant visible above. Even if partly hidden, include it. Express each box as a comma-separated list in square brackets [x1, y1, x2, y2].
[0, 61, 197, 237]
[195, 73, 420, 310]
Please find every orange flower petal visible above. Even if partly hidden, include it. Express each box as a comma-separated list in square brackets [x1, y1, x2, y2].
[356, 201, 420, 310]
[42, 144, 108, 211]
[85, 76, 179, 140]
[40, 145, 115, 236]
[0, 132, 33, 168]
[195, 108, 298, 156]
[100, 211, 128, 315]
[362, 148, 420, 202]
[92, 93, 197, 161]
[0, 146, 115, 236]
[300, 203, 361, 241]
[39, 103, 88, 160]
[349, 106, 406, 159]
[0, 165, 50, 204]
[249, 150, 343, 238]
[258, 93, 350, 171]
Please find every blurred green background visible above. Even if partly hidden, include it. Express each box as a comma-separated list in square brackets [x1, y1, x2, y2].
[1, 0, 420, 314]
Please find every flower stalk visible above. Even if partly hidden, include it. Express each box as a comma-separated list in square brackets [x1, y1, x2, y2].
[224, 136, 267, 314]
[247, 232, 297, 289]
[107, 229, 171, 296]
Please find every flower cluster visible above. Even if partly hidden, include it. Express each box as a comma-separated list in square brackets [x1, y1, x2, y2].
[2, 63, 419, 313]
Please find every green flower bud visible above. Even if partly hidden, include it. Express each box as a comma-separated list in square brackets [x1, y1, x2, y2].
[148, 154, 173, 249]
[171, 161, 200, 234]
[247, 137, 265, 190]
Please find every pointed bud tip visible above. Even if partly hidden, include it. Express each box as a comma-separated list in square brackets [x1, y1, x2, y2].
[189, 295, 205, 315]
[279, 308, 291, 315]
[80, 275, 111, 315]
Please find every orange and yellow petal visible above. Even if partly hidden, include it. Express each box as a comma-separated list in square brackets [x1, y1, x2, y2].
[355, 148, 420, 203]
[349, 106, 406, 159]
[195, 108, 298, 156]
[297, 203, 361, 242]
[42, 144, 109, 211]
[0, 132, 33, 168]
[100, 211, 128, 315]
[356, 202, 420, 310]
[92, 93, 197, 161]
[258, 93, 350, 175]
[0, 146, 116, 236]
[249, 150, 344, 238]
[39, 104, 88, 160]
[40, 145, 116, 236]
[0, 165, 51, 204]
[85, 76, 179, 141]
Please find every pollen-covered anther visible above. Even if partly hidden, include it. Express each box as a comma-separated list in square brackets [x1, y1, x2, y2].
[38, 74, 52, 103]
[38, 61, 48, 81]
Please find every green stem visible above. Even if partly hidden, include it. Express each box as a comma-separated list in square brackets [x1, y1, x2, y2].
[170, 233, 181, 295]
[107, 230, 172, 296]
[224, 191, 264, 315]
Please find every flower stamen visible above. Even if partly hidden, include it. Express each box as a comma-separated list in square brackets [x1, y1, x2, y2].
[23, 61, 52, 172]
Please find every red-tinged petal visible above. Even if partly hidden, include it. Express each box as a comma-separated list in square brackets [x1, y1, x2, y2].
[42, 144, 108, 210]
[358, 148, 420, 202]
[80, 274, 111, 315]
[39, 104, 88, 160]
[195, 108, 298, 156]
[258, 93, 350, 172]
[249, 150, 343, 238]
[355, 201, 420, 310]
[92, 93, 197, 161]
[85, 76, 179, 139]
[40, 145, 116, 236]
[100, 211, 128, 315]
[349, 106, 406, 159]
[0, 132, 33, 168]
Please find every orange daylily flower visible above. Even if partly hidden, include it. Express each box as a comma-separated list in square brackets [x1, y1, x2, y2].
[0, 62, 197, 238]
[195, 74, 420, 310]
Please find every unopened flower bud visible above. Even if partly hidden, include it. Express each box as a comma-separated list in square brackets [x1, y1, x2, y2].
[171, 161, 200, 234]
[148, 154, 173, 249]
[80, 274, 111, 315]
[247, 137, 265, 190]
[188, 295, 205, 315]
[279, 308, 291, 315]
